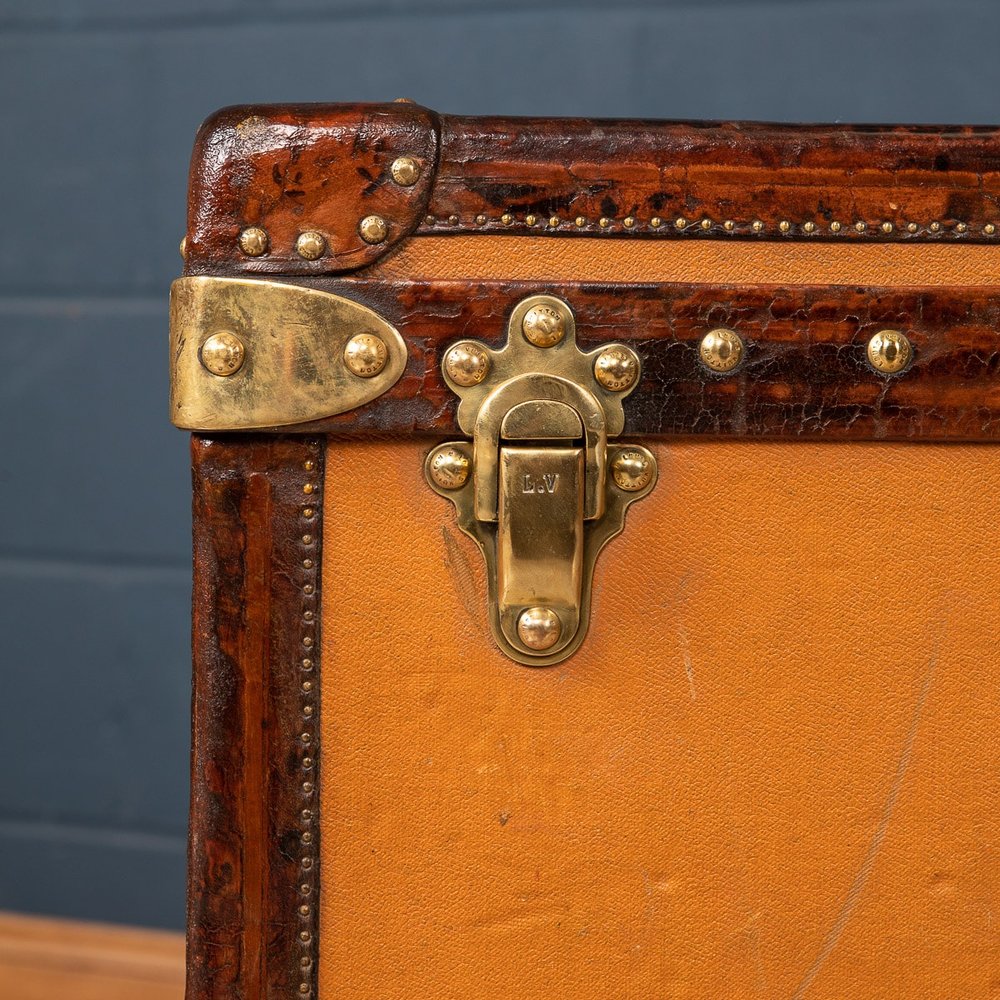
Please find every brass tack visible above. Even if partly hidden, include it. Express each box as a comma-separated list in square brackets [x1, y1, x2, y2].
[448, 214, 459, 225]
[303, 705, 313, 717]
[303, 483, 314, 495]
[302, 532, 313, 543]
[501, 213, 514, 225]
[424, 214, 435, 225]
[299, 905, 310, 916]
[700, 217, 712, 230]
[830, 221, 842, 233]
[803, 221, 817, 233]
[854, 220, 867, 232]
[548, 215, 561, 228]
[303, 583, 314, 594]
[778, 220, 791, 233]
[881, 221, 894, 234]
[302, 508, 314, 519]
[907, 222, 919, 233]
[751, 220, 764, 233]
[723, 220, 735, 232]
[302, 658, 313, 669]
[525, 213, 537, 226]
[300, 883, 311, 895]
[575, 215, 586, 227]
[599, 217, 611, 228]
[300, 931, 312, 943]
[238, 226, 268, 256]
[302, 855, 313, 866]
[302, 636, 313, 648]
[302, 809, 313, 821]
[295, 231, 326, 260]
[303, 558, 313, 569]
[299, 982, 310, 995]
[675, 216, 688, 230]
[301, 957, 311, 967]
[650, 216, 663, 228]
[475, 213, 487, 225]
[304, 460, 315, 472]
[930, 221, 942, 232]
[302, 680, 313, 692]
[303, 610, 314, 620]
[358, 215, 388, 244]
[986, 223, 997, 235]
[390, 155, 421, 186]
[623, 216, 636, 228]
[303, 782, 314, 793]
[302, 832, 313, 844]
[956, 221, 969, 233]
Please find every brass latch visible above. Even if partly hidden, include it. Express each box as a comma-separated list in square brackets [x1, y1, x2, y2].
[426, 295, 657, 665]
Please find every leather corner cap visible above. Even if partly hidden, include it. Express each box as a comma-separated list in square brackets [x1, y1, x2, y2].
[184, 102, 440, 275]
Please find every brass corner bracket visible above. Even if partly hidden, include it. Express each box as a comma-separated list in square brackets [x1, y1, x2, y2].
[426, 294, 657, 666]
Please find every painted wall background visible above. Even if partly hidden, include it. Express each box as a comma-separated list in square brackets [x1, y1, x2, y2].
[1, 0, 997, 929]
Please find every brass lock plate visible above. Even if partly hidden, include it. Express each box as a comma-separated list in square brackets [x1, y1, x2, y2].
[426, 294, 657, 665]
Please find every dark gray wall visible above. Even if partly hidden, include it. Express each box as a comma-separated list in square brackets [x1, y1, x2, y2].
[1, 0, 998, 931]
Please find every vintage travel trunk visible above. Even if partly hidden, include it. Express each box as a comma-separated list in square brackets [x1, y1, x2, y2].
[171, 104, 1000, 999]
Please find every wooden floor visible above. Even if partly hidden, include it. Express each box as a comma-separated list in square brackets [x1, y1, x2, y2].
[0, 911, 184, 1000]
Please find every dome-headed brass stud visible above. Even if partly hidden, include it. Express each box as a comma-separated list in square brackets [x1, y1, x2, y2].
[179, 236, 187, 259]
[358, 215, 388, 244]
[751, 220, 765, 233]
[594, 346, 640, 392]
[516, 606, 562, 651]
[866, 329, 912, 374]
[830, 221, 842, 233]
[522, 302, 567, 348]
[390, 155, 421, 186]
[699, 327, 744, 373]
[239, 226, 268, 256]
[295, 231, 326, 260]
[343, 333, 388, 377]
[444, 342, 491, 386]
[612, 449, 654, 492]
[201, 331, 246, 376]
[428, 445, 470, 490]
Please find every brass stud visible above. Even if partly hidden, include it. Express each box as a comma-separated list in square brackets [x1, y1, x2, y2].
[612, 449, 654, 492]
[358, 215, 388, 244]
[302, 680, 313, 692]
[303, 483, 314, 495]
[525, 213, 538, 226]
[343, 333, 388, 378]
[623, 216, 636, 228]
[778, 220, 791, 233]
[302, 782, 314, 793]
[295, 231, 326, 260]
[699, 327, 744, 373]
[594, 346, 640, 392]
[650, 216, 663, 228]
[303, 583, 314, 595]
[304, 459, 315, 472]
[986, 223, 997, 235]
[390, 155, 421, 186]
[302, 637, 313, 649]
[751, 220, 764, 233]
[866, 329, 912, 374]
[302, 658, 313, 669]
[299, 904, 310, 916]
[200, 331, 246, 377]
[239, 226, 268, 256]
[448, 214, 459, 225]
[956, 221, 969, 233]
[830, 221, 842, 233]
[475, 214, 487, 225]
[501, 213, 514, 225]
[548, 215, 561, 228]
[302, 757, 313, 768]
[854, 220, 867, 233]
[302, 508, 315, 519]
[803, 221, 817, 233]
[179, 236, 187, 259]
[521, 302, 567, 348]
[444, 342, 491, 386]
[575, 215, 586, 227]
[303, 705, 314, 717]
[930, 221, 942, 232]
[881, 221, 894, 234]
[298, 982, 309, 995]
[428, 445, 470, 490]
[700, 217, 712, 230]
[599, 217, 611, 228]
[675, 216, 688, 230]
[424, 214, 435, 225]
[723, 219, 735, 232]
[516, 606, 562, 651]
[907, 222, 919, 233]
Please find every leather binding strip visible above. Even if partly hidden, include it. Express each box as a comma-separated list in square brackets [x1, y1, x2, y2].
[189, 435, 323, 1000]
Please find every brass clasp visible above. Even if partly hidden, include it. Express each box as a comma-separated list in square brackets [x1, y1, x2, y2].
[426, 295, 657, 665]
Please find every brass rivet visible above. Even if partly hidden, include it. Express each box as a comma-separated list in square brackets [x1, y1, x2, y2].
[751, 220, 764, 233]
[179, 236, 187, 259]
[521, 302, 567, 347]
[930, 221, 942, 232]
[448, 214, 459, 225]
[298, 983, 309, 995]
[424, 214, 435, 225]
[699, 327, 744, 373]
[299, 931, 311, 942]
[302, 637, 313, 649]
[866, 329, 912, 374]
[599, 217, 611, 228]
[854, 220, 867, 233]
[302, 832, 313, 844]
[516, 607, 562, 651]
[390, 155, 421, 186]
[575, 216, 586, 227]
[444, 342, 491, 386]
[428, 446, 470, 490]
[612, 449, 654, 492]
[623, 216, 636, 228]
[778, 220, 791, 233]
[302, 757, 313, 768]
[475, 213, 487, 225]
[302, 533, 313, 544]
[675, 216, 688, 230]
[650, 216, 663, 228]
[501, 213, 514, 225]
[594, 346, 640, 392]
[302, 507, 315, 518]
[986, 223, 996, 235]
[303, 705, 314, 717]
[200, 332, 246, 377]
[525, 213, 538, 226]
[881, 221, 894, 234]
[238, 226, 268, 256]
[343, 333, 388, 377]
[358, 215, 388, 244]
[302, 856, 313, 867]
[723, 219, 735, 232]
[803, 221, 817, 233]
[302, 782, 314, 793]
[304, 459, 315, 472]
[299, 905, 310, 917]
[303, 483, 314, 495]
[302, 680, 313, 691]
[295, 231, 326, 260]
[302, 658, 313, 669]
[830, 221, 842, 233]
[956, 221, 969, 233]
[700, 217, 712, 230]
[548, 215, 561, 228]
[907, 222, 919, 233]
[303, 583, 314, 595]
